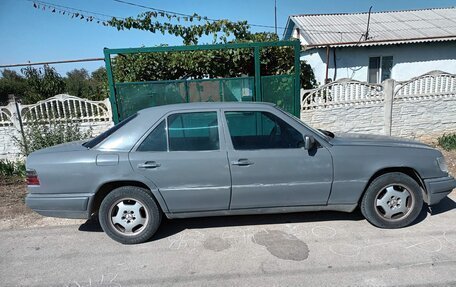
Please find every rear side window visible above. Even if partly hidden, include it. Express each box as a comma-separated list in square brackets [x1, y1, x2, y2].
[137, 120, 167, 152]
[168, 112, 219, 151]
[225, 111, 303, 150]
[83, 113, 137, 148]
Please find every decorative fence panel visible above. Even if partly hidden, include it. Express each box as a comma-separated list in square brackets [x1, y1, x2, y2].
[20, 94, 112, 123]
[0, 94, 113, 160]
[301, 71, 456, 141]
[0, 106, 13, 127]
[391, 71, 456, 139]
[395, 71, 456, 100]
[302, 79, 383, 110]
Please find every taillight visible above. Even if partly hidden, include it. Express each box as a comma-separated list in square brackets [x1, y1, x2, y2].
[26, 169, 40, 186]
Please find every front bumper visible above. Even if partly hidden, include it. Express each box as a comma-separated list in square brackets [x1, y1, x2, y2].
[424, 176, 456, 205]
[25, 192, 93, 219]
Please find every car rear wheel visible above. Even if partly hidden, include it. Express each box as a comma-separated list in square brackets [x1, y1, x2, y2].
[361, 172, 423, 228]
[99, 186, 161, 244]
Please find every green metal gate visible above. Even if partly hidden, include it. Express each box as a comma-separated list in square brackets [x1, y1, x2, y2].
[104, 41, 301, 123]
[115, 77, 255, 119]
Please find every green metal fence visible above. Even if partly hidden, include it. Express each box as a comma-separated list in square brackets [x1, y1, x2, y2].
[261, 74, 296, 116]
[104, 41, 301, 123]
[115, 75, 295, 120]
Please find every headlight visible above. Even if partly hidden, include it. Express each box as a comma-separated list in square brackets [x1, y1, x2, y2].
[436, 157, 448, 173]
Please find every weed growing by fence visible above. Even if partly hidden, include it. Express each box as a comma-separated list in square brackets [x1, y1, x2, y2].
[14, 120, 93, 156]
[0, 160, 25, 177]
[438, 133, 456, 151]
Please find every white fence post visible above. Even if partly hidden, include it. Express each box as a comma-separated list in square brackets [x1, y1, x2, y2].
[383, 79, 395, 136]
[103, 98, 113, 120]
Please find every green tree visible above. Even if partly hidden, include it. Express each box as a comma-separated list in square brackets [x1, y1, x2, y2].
[21, 65, 65, 104]
[89, 67, 108, 101]
[14, 120, 92, 156]
[0, 70, 28, 104]
[64, 67, 108, 101]
[113, 33, 316, 89]
[65, 68, 91, 99]
[30, 2, 316, 89]
[108, 14, 250, 45]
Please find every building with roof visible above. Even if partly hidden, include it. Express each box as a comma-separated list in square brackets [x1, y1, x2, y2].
[283, 7, 456, 85]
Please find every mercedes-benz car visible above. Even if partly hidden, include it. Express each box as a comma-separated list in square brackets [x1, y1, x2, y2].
[25, 102, 456, 244]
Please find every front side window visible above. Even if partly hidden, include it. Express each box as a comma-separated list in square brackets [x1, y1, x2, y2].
[368, 56, 393, 83]
[168, 112, 219, 151]
[225, 111, 303, 150]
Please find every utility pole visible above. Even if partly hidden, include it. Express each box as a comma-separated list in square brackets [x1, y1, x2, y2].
[274, 0, 278, 35]
[365, 6, 373, 41]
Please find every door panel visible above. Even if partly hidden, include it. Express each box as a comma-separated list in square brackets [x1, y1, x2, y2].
[228, 148, 333, 208]
[130, 111, 231, 213]
[130, 151, 231, 212]
[224, 110, 333, 209]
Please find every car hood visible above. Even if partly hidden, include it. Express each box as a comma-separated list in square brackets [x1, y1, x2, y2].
[30, 140, 89, 155]
[329, 133, 433, 149]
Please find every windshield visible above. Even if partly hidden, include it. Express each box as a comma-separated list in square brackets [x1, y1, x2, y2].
[83, 113, 137, 149]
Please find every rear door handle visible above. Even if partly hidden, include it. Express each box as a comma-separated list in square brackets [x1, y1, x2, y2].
[137, 161, 161, 169]
[231, 159, 254, 166]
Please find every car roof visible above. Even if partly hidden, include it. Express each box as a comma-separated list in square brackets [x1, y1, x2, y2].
[97, 102, 278, 151]
[138, 101, 277, 115]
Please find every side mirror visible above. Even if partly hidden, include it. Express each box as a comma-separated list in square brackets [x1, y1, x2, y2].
[304, 135, 315, 150]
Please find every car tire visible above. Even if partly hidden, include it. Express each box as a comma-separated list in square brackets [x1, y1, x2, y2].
[99, 186, 162, 244]
[361, 172, 423, 229]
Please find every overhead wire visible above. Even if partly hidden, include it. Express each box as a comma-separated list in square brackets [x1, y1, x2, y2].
[112, 0, 288, 30]
[25, 0, 369, 35]
[27, 0, 124, 22]
[110, 0, 370, 34]
[27, 0, 441, 37]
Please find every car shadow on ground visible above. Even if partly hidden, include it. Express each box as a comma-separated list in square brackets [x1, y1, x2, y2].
[78, 196, 456, 241]
[429, 196, 456, 215]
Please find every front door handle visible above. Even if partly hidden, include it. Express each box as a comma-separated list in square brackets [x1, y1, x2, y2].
[231, 159, 254, 166]
[137, 161, 161, 169]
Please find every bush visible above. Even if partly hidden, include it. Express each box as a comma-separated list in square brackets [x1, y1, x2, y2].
[438, 133, 456, 151]
[15, 120, 92, 156]
[0, 160, 25, 177]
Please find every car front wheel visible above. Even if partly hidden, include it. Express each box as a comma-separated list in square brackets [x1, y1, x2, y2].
[99, 186, 162, 244]
[361, 172, 424, 228]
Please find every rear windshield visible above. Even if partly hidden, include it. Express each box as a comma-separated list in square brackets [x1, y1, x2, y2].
[83, 113, 137, 148]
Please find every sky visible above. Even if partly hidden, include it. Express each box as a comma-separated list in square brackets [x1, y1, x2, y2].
[1, 0, 455, 75]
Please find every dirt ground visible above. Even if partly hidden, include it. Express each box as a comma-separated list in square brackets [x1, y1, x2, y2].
[1, 149, 455, 230]
[0, 175, 84, 229]
[441, 149, 456, 177]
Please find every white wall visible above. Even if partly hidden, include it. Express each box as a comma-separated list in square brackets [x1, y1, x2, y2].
[301, 95, 456, 141]
[300, 72, 456, 141]
[391, 96, 456, 141]
[301, 103, 385, 134]
[302, 41, 456, 85]
[0, 122, 113, 161]
[0, 126, 21, 160]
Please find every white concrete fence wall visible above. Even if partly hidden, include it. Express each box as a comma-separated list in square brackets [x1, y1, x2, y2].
[301, 70, 456, 142]
[0, 94, 113, 161]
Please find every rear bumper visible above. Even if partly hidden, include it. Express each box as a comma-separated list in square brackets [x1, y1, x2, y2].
[25, 193, 93, 219]
[424, 176, 456, 205]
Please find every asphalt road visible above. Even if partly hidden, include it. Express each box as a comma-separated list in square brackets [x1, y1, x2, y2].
[1, 195, 456, 287]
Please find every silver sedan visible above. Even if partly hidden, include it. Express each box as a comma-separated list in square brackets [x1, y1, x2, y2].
[25, 102, 456, 244]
